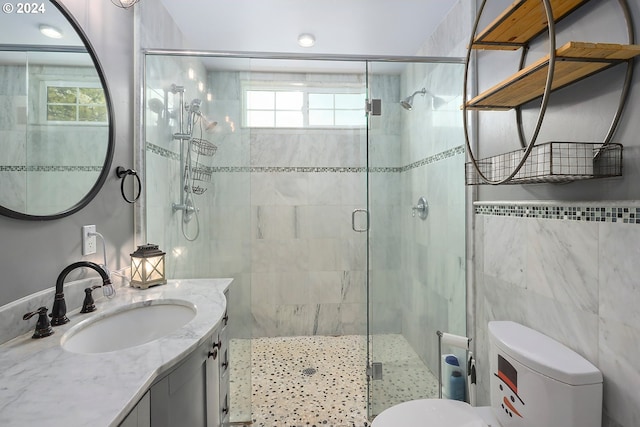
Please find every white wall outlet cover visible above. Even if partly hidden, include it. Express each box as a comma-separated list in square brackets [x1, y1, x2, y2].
[82, 225, 97, 256]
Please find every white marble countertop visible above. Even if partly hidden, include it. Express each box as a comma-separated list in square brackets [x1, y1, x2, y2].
[0, 278, 232, 427]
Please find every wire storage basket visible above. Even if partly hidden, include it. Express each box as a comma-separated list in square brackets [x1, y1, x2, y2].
[184, 165, 212, 182]
[465, 142, 623, 185]
[191, 166, 212, 182]
[183, 165, 210, 195]
[190, 138, 217, 157]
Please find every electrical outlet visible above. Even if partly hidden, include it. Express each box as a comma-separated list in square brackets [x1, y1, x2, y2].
[82, 225, 97, 256]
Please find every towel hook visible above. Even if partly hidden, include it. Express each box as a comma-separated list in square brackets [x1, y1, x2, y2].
[115, 166, 142, 204]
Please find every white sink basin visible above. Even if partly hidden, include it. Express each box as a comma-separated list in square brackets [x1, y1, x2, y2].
[61, 299, 197, 354]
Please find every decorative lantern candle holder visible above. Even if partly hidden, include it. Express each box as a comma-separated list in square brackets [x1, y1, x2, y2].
[130, 244, 166, 289]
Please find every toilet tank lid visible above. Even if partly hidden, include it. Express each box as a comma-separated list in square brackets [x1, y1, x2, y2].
[488, 321, 602, 386]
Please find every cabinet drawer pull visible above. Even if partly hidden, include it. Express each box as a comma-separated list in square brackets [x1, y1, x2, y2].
[208, 348, 218, 359]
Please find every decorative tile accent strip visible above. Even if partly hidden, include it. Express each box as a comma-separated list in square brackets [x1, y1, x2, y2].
[146, 142, 180, 162]
[0, 165, 102, 172]
[475, 203, 640, 224]
[147, 141, 465, 173]
[400, 145, 466, 172]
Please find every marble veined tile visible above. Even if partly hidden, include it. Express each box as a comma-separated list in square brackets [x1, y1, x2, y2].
[483, 215, 525, 287]
[253, 205, 299, 239]
[599, 318, 640, 427]
[599, 223, 640, 329]
[482, 274, 599, 363]
[525, 218, 598, 313]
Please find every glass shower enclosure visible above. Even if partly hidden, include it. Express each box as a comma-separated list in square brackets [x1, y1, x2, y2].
[142, 51, 465, 424]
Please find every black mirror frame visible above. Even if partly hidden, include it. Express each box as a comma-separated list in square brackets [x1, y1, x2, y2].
[0, 0, 115, 221]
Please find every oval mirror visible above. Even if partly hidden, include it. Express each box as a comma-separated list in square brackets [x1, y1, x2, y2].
[0, 0, 114, 220]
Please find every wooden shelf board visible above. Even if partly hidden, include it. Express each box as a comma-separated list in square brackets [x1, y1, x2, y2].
[473, 0, 591, 50]
[465, 42, 640, 110]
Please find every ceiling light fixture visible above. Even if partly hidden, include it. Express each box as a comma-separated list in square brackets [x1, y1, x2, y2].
[297, 33, 316, 48]
[110, 0, 140, 9]
[39, 24, 63, 39]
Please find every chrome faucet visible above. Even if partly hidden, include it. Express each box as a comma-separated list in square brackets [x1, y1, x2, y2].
[51, 261, 112, 326]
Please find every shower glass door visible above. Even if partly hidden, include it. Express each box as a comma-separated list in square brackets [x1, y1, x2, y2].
[366, 60, 466, 417]
[246, 57, 371, 426]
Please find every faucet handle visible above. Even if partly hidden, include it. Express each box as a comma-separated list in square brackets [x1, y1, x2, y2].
[23, 307, 54, 339]
[81, 285, 101, 313]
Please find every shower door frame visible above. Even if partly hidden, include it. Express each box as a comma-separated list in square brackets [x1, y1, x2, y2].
[137, 49, 466, 424]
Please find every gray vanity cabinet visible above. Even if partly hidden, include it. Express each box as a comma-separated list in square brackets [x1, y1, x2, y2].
[150, 329, 225, 427]
[119, 320, 229, 427]
[149, 333, 213, 426]
[119, 290, 231, 427]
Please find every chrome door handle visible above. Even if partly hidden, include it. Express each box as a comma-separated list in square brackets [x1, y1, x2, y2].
[352, 209, 369, 232]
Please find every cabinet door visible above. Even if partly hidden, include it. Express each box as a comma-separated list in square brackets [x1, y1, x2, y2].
[150, 341, 209, 427]
[119, 391, 150, 427]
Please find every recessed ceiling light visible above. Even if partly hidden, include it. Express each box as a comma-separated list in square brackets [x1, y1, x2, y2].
[39, 24, 63, 39]
[297, 33, 316, 48]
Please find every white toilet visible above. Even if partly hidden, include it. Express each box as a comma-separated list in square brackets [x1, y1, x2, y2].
[372, 321, 603, 427]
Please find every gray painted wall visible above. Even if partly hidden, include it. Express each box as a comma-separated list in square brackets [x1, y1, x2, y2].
[0, 0, 134, 306]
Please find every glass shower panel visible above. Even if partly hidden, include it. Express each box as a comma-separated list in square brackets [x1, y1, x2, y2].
[143, 54, 254, 424]
[367, 60, 466, 417]
[144, 52, 465, 425]
[246, 57, 370, 335]
[204, 56, 254, 424]
[247, 57, 370, 425]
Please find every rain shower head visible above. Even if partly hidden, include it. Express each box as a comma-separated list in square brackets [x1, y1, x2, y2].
[400, 88, 427, 111]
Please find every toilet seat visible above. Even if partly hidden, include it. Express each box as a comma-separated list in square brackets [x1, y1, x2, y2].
[372, 399, 490, 427]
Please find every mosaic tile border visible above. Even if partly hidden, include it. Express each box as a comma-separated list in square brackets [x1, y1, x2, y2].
[475, 202, 640, 224]
[146, 142, 180, 162]
[0, 165, 102, 172]
[400, 145, 465, 172]
[146, 142, 464, 173]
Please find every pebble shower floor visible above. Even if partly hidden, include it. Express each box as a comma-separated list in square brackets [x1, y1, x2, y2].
[229, 334, 439, 427]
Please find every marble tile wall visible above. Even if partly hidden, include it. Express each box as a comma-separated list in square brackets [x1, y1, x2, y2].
[145, 58, 465, 345]
[197, 68, 401, 338]
[246, 72, 372, 338]
[474, 202, 640, 427]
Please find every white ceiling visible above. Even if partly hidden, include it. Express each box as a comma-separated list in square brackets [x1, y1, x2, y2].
[0, 5, 88, 66]
[158, 0, 458, 57]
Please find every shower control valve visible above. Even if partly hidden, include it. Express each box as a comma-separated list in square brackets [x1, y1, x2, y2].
[412, 196, 429, 220]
